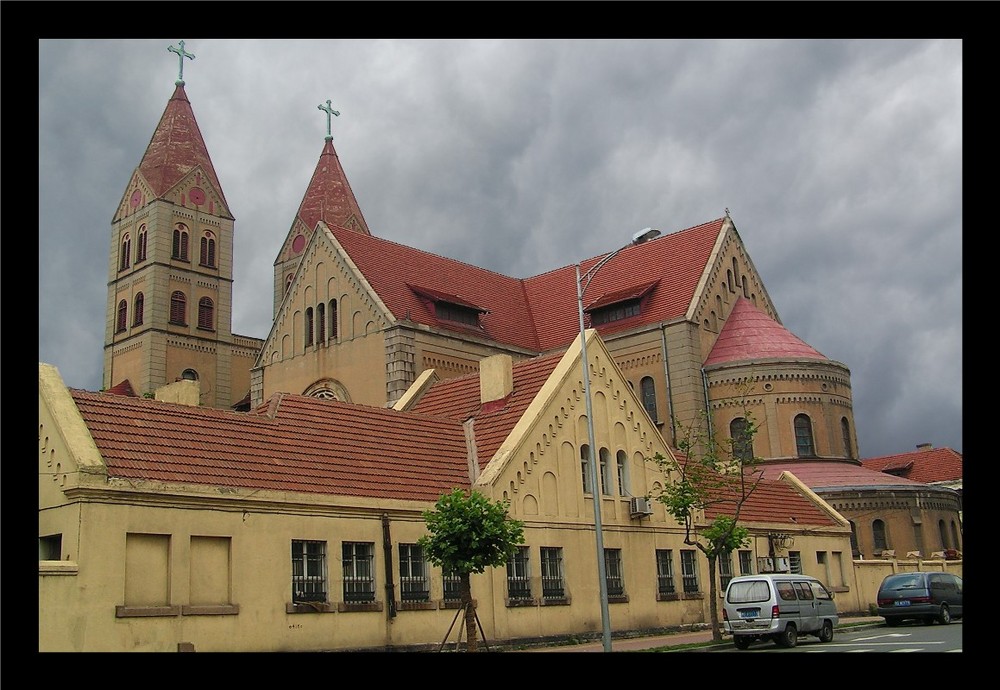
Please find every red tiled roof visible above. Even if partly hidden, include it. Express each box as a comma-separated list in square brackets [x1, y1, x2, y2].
[105, 379, 138, 397]
[331, 219, 724, 352]
[584, 280, 659, 312]
[137, 85, 228, 206]
[409, 351, 565, 468]
[756, 460, 928, 490]
[704, 297, 825, 366]
[705, 476, 840, 527]
[296, 139, 370, 235]
[861, 446, 962, 484]
[70, 389, 471, 502]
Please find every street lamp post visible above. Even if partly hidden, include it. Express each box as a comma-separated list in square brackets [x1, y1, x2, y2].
[576, 227, 660, 653]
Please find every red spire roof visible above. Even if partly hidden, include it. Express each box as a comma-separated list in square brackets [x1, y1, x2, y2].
[137, 84, 227, 205]
[297, 139, 370, 235]
[704, 297, 825, 366]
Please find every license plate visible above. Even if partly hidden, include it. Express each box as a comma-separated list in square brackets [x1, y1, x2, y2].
[739, 609, 759, 619]
[894, 600, 911, 607]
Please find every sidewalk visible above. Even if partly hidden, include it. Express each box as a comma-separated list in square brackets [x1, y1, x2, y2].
[518, 615, 885, 652]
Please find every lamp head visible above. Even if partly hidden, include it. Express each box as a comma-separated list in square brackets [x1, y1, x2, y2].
[632, 227, 660, 245]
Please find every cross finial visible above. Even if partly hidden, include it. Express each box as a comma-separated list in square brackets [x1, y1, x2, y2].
[318, 99, 340, 141]
[167, 40, 195, 85]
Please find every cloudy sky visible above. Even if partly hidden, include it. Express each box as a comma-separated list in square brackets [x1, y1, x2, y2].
[38, 38, 961, 459]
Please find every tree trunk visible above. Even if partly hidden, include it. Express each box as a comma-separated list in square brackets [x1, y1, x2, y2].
[708, 555, 722, 641]
[460, 573, 478, 652]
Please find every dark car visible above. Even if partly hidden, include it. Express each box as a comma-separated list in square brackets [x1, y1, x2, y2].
[876, 572, 963, 626]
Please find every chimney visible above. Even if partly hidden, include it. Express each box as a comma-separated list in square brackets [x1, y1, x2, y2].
[916, 443, 933, 451]
[480, 354, 513, 405]
[155, 379, 201, 407]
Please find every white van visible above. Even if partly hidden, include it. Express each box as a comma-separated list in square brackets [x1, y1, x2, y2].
[722, 573, 839, 649]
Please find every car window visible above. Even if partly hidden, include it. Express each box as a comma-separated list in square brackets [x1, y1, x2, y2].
[810, 581, 833, 600]
[727, 580, 770, 603]
[880, 574, 924, 591]
[794, 582, 814, 600]
[776, 581, 797, 601]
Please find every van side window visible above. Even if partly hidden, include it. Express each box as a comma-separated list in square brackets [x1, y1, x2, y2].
[794, 582, 814, 600]
[776, 582, 797, 601]
[810, 581, 833, 600]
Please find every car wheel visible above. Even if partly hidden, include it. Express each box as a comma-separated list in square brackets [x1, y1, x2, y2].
[775, 624, 797, 648]
[818, 620, 834, 643]
[733, 636, 752, 650]
[885, 618, 901, 627]
[937, 604, 951, 625]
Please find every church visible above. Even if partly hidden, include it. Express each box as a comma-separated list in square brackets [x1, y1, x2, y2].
[38, 44, 961, 652]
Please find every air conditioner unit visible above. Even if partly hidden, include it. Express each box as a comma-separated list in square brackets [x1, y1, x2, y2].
[629, 496, 653, 517]
[773, 557, 790, 572]
[757, 557, 774, 573]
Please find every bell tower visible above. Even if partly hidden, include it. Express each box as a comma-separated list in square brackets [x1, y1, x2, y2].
[104, 41, 247, 408]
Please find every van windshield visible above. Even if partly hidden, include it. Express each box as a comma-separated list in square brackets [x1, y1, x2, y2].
[727, 580, 770, 604]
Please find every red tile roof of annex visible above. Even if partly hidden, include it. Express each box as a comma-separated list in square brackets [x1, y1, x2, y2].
[861, 446, 962, 484]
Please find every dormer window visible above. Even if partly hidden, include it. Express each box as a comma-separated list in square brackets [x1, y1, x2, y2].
[584, 280, 657, 327]
[592, 299, 641, 326]
[434, 302, 481, 326]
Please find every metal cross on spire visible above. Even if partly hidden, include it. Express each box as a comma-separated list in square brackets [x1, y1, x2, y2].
[167, 40, 195, 85]
[318, 99, 340, 141]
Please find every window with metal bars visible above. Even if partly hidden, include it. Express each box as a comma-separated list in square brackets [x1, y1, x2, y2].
[655, 549, 675, 595]
[719, 551, 734, 590]
[342, 542, 375, 603]
[398, 543, 429, 602]
[442, 567, 462, 603]
[788, 550, 803, 574]
[291, 540, 327, 603]
[540, 547, 564, 598]
[738, 550, 753, 575]
[680, 549, 700, 593]
[506, 546, 531, 600]
[604, 548, 624, 596]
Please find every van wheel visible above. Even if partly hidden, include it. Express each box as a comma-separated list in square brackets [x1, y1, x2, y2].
[885, 618, 901, 627]
[775, 624, 797, 648]
[733, 636, 752, 650]
[818, 620, 834, 643]
[937, 604, 951, 625]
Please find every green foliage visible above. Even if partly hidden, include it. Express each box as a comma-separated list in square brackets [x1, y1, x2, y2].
[417, 488, 525, 576]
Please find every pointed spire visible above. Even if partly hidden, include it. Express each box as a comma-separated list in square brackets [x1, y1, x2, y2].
[294, 103, 370, 235]
[136, 82, 227, 206]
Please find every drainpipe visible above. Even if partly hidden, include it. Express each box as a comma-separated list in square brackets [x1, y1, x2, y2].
[381, 513, 397, 619]
[700, 368, 714, 441]
[659, 325, 676, 445]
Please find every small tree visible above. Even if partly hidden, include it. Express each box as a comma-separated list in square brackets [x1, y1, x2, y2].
[648, 400, 763, 641]
[418, 488, 524, 652]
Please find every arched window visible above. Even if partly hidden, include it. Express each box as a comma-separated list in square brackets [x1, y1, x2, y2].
[599, 447, 611, 495]
[872, 519, 888, 552]
[198, 297, 214, 330]
[794, 414, 815, 457]
[938, 519, 948, 549]
[732, 258, 739, 291]
[716, 295, 723, 320]
[317, 303, 326, 342]
[305, 307, 314, 346]
[950, 521, 960, 550]
[119, 234, 131, 270]
[741, 275, 749, 298]
[172, 225, 189, 261]
[640, 376, 657, 422]
[848, 521, 859, 557]
[329, 299, 338, 340]
[841, 417, 853, 459]
[181, 369, 198, 381]
[285, 274, 294, 295]
[136, 225, 147, 263]
[169, 291, 187, 325]
[200, 231, 216, 267]
[116, 299, 127, 332]
[730, 417, 753, 462]
[580, 444, 591, 493]
[727, 269, 734, 292]
[710, 310, 718, 331]
[133, 293, 144, 326]
[616, 449, 629, 496]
